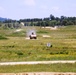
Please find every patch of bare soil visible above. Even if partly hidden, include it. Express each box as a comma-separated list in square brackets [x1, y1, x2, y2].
[15, 29, 22, 32]
[0, 72, 76, 75]
[42, 35, 50, 37]
[25, 37, 30, 40]
[42, 26, 58, 30]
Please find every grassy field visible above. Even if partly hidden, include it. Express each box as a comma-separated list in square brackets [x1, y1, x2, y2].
[0, 63, 76, 73]
[0, 25, 76, 62]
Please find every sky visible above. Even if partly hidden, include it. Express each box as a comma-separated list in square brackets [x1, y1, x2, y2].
[0, 0, 76, 20]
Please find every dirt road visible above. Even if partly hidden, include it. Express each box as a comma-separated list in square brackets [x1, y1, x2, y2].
[0, 72, 76, 75]
[0, 60, 76, 65]
[0, 61, 76, 75]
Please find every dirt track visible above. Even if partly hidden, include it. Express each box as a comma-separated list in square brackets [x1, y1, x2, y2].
[0, 60, 76, 65]
[0, 61, 76, 75]
[0, 72, 76, 75]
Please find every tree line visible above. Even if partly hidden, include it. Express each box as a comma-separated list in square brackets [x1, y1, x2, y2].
[0, 14, 76, 29]
[19, 14, 76, 26]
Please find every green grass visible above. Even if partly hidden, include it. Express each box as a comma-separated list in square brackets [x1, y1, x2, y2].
[0, 25, 76, 61]
[0, 63, 76, 73]
[0, 34, 7, 40]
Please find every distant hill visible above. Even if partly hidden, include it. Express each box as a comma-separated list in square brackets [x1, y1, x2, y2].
[0, 17, 8, 22]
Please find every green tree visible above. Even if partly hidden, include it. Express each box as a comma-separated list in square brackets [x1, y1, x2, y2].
[41, 21, 46, 27]
[45, 20, 50, 26]
[50, 20, 57, 27]
[50, 14, 55, 20]
[62, 20, 68, 26]
[30, 22, 34, 26]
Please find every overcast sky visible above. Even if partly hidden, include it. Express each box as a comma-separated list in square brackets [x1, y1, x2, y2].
[0, 0, 76, 20]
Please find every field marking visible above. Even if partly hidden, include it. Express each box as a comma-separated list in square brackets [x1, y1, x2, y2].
[0, 60, 76, 65]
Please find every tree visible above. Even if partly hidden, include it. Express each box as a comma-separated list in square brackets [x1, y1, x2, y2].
[30, 22, 34, 26]
[56, 21, 60, 26]
[67, 21, 74, 25]
[55, 17, 60, 21]
[50, 14, 55, 20]
[37, 21, 41, 26]
[41, 21, 46, 27]
[43, 18, 49, 21]
[45, 20, 50, 26]
[50, 20, 57, 27]
[62, 20, 68, 26]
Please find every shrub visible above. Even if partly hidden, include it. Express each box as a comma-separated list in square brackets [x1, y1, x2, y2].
[0, 35, 7, 40]
[17, 52, 23, 56]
